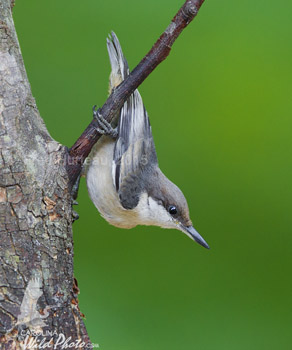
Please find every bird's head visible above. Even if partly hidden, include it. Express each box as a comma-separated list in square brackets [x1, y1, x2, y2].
[143, 170, 210, 249]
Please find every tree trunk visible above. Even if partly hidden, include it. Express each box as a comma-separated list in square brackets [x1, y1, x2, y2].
[0, 0, 90, 348]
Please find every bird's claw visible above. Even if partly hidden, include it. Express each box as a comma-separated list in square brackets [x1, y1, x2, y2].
[93, 107, 118, 138]
[72, 210, 79, 222]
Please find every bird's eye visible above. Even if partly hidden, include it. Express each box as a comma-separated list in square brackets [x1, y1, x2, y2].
[168, 206, 177, 215]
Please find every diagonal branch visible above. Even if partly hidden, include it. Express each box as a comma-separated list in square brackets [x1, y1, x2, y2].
[67, 0, 205, 187]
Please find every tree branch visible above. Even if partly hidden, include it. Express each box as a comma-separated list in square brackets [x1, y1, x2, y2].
[67, 0, 205, 187]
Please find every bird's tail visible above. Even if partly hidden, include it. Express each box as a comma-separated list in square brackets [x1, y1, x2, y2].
[107, 32, 129, 93]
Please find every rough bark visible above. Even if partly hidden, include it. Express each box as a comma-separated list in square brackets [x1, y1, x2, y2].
[0, 1, 90, 348]
[0, 0, 205, 348]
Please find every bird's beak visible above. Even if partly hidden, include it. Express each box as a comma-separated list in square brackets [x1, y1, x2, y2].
[181, 225, 210, 249]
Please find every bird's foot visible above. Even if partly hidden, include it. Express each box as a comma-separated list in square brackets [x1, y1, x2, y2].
[93, 105, 118, 138]
[72, 209, 79, 222]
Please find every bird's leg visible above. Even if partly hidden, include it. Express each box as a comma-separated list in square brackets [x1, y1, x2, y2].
[71, 173, 81, 200]
[93, 105, 118, 138]
[71, 173, 80, 222]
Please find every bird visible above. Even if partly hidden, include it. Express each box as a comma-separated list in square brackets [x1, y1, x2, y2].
[86, 32, 209, 249]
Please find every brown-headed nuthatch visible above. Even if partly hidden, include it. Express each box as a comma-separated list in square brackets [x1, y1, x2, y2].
[86, 32, 209, 249]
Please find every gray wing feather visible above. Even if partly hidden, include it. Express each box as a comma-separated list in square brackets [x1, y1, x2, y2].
[107, 32, 157, 209]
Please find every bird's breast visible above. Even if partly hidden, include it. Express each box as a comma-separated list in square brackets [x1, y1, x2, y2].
[86, 137, 141, 228]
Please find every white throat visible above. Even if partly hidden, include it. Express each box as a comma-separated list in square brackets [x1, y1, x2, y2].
[135, 193, 176, 230]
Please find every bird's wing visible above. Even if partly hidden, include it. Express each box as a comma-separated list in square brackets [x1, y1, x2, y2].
[107, 32, 158, 209]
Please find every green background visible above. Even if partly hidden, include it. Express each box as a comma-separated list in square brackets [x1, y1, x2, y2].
[13, 0, 292, 349]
